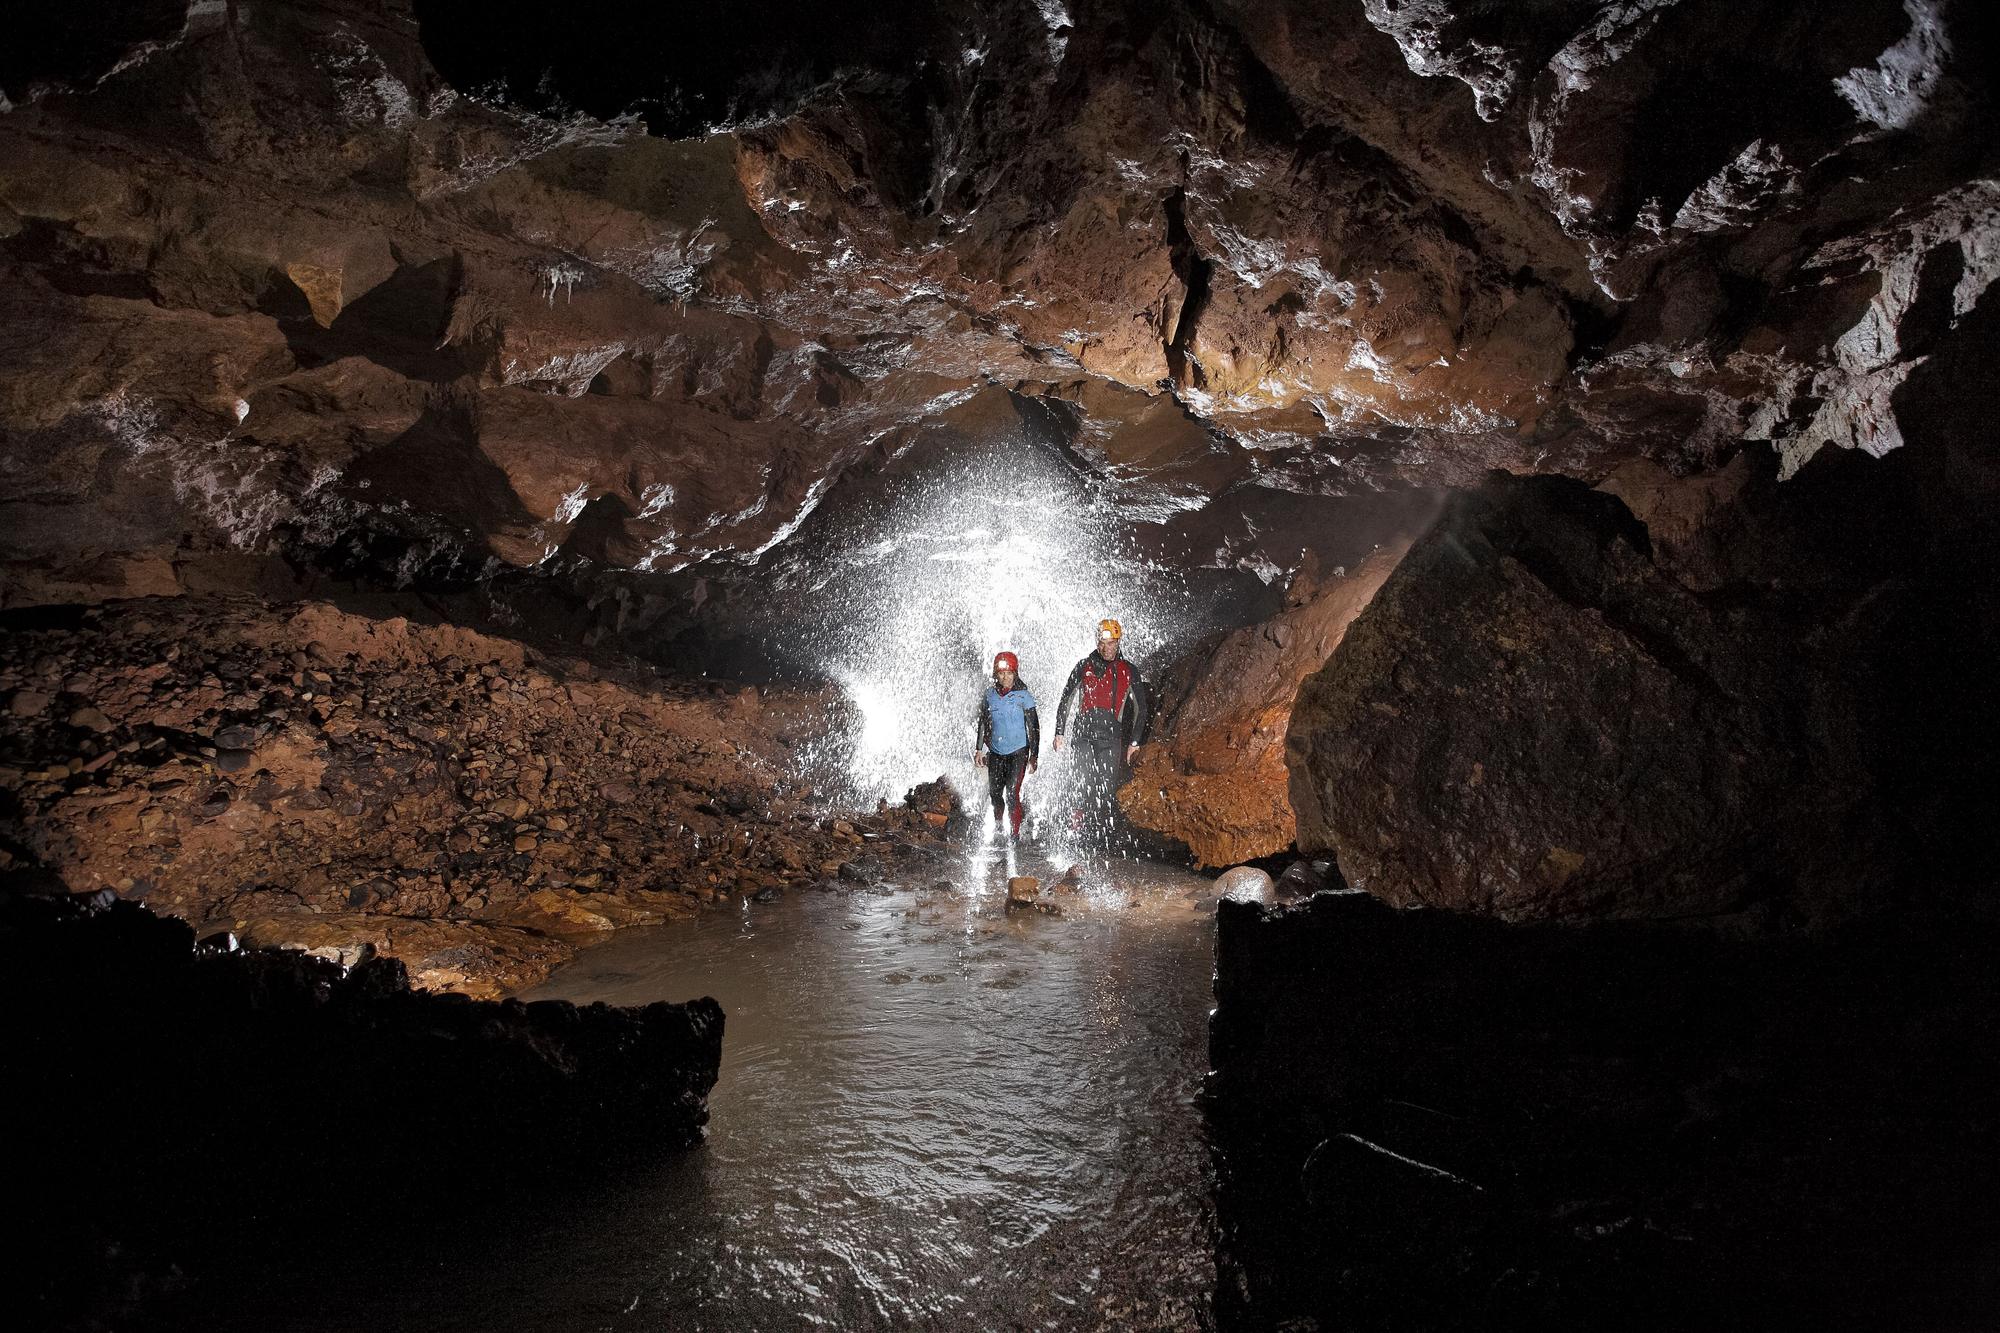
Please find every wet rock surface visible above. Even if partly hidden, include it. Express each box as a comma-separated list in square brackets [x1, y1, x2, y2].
[1121, 541, 1411, 867]
[1209, 891, 2000, 1331]
[4, 885, 723, 1331]
[1288, 432, 2000, 925]
[1, 0, 1993, 614]
[0, 594, 950, 995]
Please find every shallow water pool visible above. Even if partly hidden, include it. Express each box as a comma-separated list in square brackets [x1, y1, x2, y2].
[501, 844, 1220, 1331]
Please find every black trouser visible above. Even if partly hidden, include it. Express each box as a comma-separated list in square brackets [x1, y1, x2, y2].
[1064, 711, 1124, 827]
[986, 748, 1031, 835]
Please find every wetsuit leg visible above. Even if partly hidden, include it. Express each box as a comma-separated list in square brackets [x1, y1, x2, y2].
[988, 750, 1028, 827]
[1005, 754, 1029, 838]
[987, 752, 1011, 820]
[1067, 713, 1119, 835]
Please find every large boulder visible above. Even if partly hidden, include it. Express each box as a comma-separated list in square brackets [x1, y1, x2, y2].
[1286, 468, 1887, 924]
[4, 887, 725, 1326]
[1120, 543, 1408, 866]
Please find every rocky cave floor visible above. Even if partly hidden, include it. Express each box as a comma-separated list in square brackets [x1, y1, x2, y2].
[4, 585, 1998, 1332]
[0, 592, 968, 997]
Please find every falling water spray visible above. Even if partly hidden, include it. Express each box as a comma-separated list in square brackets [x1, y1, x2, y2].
[789, 441, 1193, 859]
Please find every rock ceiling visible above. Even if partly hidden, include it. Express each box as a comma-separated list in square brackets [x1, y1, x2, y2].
[1, 0, 1993, 601]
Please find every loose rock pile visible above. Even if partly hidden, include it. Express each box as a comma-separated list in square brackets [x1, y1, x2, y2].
[0, 596, 948, 994]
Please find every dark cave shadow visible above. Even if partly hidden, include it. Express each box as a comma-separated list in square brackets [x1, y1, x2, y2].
[336, 391, 538, 537]
[268, 255, 474, 384]
[4, 891, 720, 1333]
[556, 491, 640, 566]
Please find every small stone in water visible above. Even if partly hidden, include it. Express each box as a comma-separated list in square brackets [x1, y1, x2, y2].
[1275, 860, 1327, 900]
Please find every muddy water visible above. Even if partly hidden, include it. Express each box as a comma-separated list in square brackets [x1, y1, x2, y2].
[500, 847, 1221, 1332]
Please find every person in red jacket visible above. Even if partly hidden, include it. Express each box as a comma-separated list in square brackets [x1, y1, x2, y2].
[1052, 618, 1147, 835]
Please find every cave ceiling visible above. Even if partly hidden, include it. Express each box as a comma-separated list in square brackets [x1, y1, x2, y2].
[1, 0, 1994, 601]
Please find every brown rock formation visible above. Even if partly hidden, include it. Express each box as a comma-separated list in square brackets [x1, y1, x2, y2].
[1, 7, 1997, 1320]
[2, 0, 1991, 614]
[1121, 543, 1406, 866]
[2, 0, 1995, 930]
[0, 595, 940, 994]
[1284, 434, 2000, 925]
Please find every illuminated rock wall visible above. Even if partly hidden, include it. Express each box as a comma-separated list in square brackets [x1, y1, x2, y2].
[4, 0, 1992, 613]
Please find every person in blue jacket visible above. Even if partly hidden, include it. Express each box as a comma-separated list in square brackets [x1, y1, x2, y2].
[974, 650, 1040, 840]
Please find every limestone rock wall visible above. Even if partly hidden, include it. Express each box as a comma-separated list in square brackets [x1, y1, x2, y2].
[2, 0, 1992, 611]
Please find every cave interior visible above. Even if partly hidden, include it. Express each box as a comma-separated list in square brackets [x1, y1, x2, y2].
[3, 1, 1998, 1328]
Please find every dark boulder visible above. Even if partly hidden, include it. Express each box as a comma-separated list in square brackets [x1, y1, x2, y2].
[1120, 543, 1414, 868]
[1208, 892, 2000, 1331]
[1287, 469, 1890, 925]
[3, 886, 722, 1329]
[1272, 858, 1333, 900]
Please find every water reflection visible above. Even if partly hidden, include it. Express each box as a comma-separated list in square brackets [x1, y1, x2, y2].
[511, 848, 1219, 1331]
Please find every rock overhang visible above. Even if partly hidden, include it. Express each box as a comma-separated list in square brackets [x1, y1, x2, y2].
[0, 0, 1992, 614]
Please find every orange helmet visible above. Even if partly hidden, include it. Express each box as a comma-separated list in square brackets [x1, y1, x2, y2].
[993, 651, 1019, 673]
[1097, 618, 1123, 642]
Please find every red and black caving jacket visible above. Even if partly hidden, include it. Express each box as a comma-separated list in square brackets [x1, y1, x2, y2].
[1054, 651, 1148, 746]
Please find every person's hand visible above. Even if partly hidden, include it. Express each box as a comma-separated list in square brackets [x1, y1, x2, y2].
[1052, 735, 1065, 752]
[1028, 759, 1038, 775]
[1124, 743, 1139, 764]
[974, 751, 986, 768]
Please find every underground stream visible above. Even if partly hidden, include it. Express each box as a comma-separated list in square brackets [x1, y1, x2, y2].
[167, 843, 1233, 1332]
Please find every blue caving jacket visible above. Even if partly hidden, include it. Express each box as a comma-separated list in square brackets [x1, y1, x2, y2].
[977, 684, 1040, 758]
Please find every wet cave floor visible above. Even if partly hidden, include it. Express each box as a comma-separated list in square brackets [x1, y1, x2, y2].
[209, 844, 1221, 1332]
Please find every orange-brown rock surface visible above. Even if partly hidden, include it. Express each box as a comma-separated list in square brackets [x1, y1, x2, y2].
[1120, 544, 1407, 867]
[0, 595, 935, 994]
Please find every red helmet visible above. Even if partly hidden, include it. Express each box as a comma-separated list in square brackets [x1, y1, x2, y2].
[993, 651, 1019, 673]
